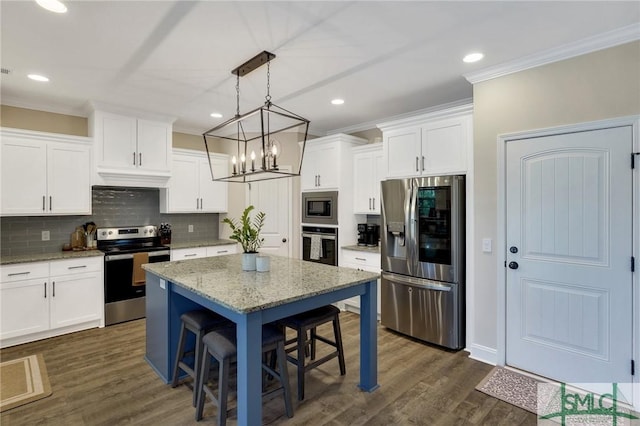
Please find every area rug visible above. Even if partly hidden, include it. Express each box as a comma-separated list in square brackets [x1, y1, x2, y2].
[475, 366, 540, 414]
[0, 354, 52, 412]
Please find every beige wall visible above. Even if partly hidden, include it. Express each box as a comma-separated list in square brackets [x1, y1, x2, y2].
[472, 41, 640, 350]
[0, 105, 88, 136]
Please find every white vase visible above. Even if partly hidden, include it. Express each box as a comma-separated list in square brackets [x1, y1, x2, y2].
[242, 252, 257, 271]
[256, 255, 270, 272]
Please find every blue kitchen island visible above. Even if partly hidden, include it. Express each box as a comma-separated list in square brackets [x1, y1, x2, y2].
[143, 254, 379, 426]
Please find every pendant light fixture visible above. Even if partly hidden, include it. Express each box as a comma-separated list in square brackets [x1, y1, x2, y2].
[202, 51, 310, 183]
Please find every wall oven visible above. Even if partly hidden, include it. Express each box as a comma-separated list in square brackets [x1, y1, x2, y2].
[98, 226, 170, 326]
[302, 191, 338, 225]
[301, 226, 338, 266]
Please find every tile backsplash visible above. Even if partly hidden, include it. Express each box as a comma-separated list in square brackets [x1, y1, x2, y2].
[0, 187, 220, 257]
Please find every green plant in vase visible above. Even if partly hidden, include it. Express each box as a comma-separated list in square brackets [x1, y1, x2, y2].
[223, 205, 266, 255]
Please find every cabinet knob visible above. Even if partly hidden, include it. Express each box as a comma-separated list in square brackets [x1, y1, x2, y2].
[282, 238, 287, 243]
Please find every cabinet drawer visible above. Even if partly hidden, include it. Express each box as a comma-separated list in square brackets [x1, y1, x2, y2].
[1, 262, 49, 283]
[171, 247, 207, 260]
[50, 257, 102, 276]
[206, 244, 237, 257]
[342, 251, 381, 271]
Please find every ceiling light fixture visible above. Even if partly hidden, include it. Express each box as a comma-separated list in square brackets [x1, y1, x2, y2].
[210, 112, 223, 118]
[36, 0, 67, 13]
[202, 51, 310, 183]
[28, 74, 49, 82]
[463, 52, 484, 63]
[331, 99, 345, 105]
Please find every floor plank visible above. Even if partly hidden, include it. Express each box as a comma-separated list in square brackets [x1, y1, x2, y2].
[0, 313, 537, 425]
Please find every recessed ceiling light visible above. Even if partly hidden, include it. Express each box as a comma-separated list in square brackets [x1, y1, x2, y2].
[210, 112, 223, 118]
[331, 99, 345, 105]
[28, 74, 49, 82]
[36, 0, 68, 13]
[463, 52, 484, 63]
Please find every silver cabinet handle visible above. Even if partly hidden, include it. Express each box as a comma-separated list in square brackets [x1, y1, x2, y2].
[422, 156, 425, 171]
[8, 271, 30, 276]
[133, 152, 136, 165]
[369, 198, 372, 210]
[184, 253, 197, 257]
[43, 195, 46, 211]
[49, 196, 52, 211]
[200, 198, 203, 209]
[217, 250, 228, 254]
[52, 281, 55, 297]
[318, 175, 321, 187]
[196, 198, 199, 209]
[355, 257, 367, 261]
[68, 265, 87, 270]
[139, 153, 142, 166]
[373, 197, 376, 210]
[415, 156, 419, 172]
[44, 282, 47, 298]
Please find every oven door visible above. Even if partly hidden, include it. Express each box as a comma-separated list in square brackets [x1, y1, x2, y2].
[104, 251, 170, 303]
[301, 226, 338, 266]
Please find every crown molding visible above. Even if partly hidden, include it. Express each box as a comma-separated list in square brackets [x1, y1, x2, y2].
[377, 102, 473, 132]
[464, 23, 640, 84]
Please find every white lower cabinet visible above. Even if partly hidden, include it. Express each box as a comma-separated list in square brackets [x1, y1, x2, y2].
[340, 250, 381, 318]
[171, 244, 237, 261]
[0, 257, 103, 348]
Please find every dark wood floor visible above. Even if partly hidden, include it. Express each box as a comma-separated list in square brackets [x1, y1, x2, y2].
[0, 312, 536, 425]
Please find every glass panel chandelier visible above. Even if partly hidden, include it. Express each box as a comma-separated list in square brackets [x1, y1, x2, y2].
[202, 51, 310, 183]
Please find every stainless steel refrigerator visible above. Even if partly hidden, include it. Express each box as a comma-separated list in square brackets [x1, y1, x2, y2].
[380, 175, 465, 349]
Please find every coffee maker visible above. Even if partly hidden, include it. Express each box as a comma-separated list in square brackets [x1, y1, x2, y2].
[357, 223, 380, 247]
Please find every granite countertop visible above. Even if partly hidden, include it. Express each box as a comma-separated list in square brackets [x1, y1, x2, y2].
[1, 249, 104, 265]
[143, 254, 379, 314]
[342, 245, 381, 254]
[165, 239, 236, 250]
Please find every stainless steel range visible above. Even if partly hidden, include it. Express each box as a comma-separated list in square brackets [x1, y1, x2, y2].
[97, 226, 170, 325]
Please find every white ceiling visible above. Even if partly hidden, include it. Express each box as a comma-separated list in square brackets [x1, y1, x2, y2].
[1, 1, 639, 136]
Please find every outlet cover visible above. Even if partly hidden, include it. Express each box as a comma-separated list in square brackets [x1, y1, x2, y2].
[482, 238, 492, 253]
[188, 225, 194, 233]
[42, 230, 50, 241]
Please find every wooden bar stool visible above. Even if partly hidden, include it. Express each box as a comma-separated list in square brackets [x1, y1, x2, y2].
[195, 324, 293, 425]
[278, 305, 346, 401]
[171, 310, 231, 406]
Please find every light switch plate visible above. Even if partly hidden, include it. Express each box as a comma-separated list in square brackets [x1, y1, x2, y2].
[482, 238, 492, 253]
[41, 230, 50, 241]
[188, 225, 194, 233]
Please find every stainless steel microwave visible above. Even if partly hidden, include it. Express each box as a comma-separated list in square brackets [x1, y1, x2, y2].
[301, 191, 338, 225]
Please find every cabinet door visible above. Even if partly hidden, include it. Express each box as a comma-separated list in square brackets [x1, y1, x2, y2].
[421, 117, 468, 175]
[0, 279, 49, 339]
[316, 144, 338, 189]
[353, 152, 374, 214]
[100, 112, 138, 168]
[385, 127, 421, 178]
[47, 142, 91, 215]
[49, 271, 102, 329]
[371, 149, 385, 214]
[137, 119, 171, 172]
[200, 157, 228, 212]
[1, 138, 48, 215]
[171, 247, 207, 261]
[300, 148, 319, 190]
[167, 156, 199, 212]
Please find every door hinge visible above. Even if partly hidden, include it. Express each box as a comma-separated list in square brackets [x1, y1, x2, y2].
[632, 152, 639, 169]
[632, 359, 635, 376]
[632, 256, 636, 272]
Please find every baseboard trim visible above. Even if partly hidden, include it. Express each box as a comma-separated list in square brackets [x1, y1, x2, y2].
[467, 343, 498, 365]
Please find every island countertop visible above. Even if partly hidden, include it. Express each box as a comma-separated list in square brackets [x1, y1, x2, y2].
[143, 254, 379, 314]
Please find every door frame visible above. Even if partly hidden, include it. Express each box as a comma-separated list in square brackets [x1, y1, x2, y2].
[245, 165, 294, 258]
[496, 115, 640, 409]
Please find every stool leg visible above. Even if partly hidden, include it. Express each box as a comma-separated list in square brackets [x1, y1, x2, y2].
[171, 323, 187, 387]
[333, 316, 346, 376]
[195, 346, 211, 421]
[310, 327, 317, 360]
[192, 330, 203, 406]
[296, 328, 306, 401]
[218, 358, 230, 426]
[276, 340, 294, 418]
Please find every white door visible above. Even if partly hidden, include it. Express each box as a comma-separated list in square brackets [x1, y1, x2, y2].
[506, 126, 633, 390]
[1, 137, 48, 215]
[50, 272, 102, 329]
[136, 119, 170, 172]
[47, 142, 91, 215]
[246, 167, 292, 257]
[385, 127, 421, 178]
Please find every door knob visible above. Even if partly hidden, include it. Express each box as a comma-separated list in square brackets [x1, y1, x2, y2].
[282, 238, 287, 243]
[508, 261, 519, 270]
[509, 246, 518, 254]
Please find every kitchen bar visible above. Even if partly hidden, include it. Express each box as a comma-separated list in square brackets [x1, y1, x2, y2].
[142, 254, 380, 426]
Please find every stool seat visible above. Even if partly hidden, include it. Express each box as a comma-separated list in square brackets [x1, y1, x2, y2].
[196, 324, 294, 425]
[181, 310, 228, 331]
[279, 305, 340, 328]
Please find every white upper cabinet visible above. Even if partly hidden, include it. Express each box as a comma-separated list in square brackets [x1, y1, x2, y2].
[353, 144, 385, 214]
[0, 128, 91, 216]
[300, 134, 367, 192]
[89, 107, 173, 187]
[379, 104, 472, 178]
[160, 149, 229, 213]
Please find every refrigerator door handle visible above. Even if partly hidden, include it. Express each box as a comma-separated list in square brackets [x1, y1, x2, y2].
[382, 272, 453, 292]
